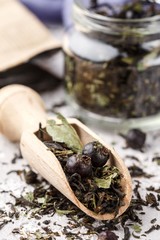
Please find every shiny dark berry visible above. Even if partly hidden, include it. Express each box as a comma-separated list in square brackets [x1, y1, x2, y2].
[125, 128, 146, 150]
[66, 155, 78, 174]
[82, 141, 110, 168]
[98, 230, 118, 240]
[66, 154, 92, 177]
[78, 154, 92, 177]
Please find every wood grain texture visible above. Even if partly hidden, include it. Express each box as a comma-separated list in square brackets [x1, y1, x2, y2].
[0, 84, 47, 141]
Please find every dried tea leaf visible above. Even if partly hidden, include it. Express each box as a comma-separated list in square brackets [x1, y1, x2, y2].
[146, 193, 158, 207]
[122, 57, 134, 65]
[46, 114, 83, 153]
[37, 197, 46, 204]
[94, 172, 118, 189]
[24, 192, 34, 202]
[138, 49, 159, 71]
[55, 209, 74, 216]
[132, 224, 142, 233]
[94, 177, 112, 189]
[152, 156, 160, 166]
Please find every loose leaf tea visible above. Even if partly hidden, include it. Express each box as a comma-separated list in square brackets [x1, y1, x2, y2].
[64, 0, 160, 120]
[91, 1, 160, 19]
[94, 166, 119, 189]
[65, 46, 160, 119]
[1, 116, 160, 239]
[39, 115, 124, 215]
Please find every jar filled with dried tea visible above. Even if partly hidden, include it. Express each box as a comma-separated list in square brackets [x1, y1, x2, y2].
[63, 0, 160, 130]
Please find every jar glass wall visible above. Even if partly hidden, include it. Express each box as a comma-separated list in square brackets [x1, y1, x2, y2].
[63, 0, 160, 131]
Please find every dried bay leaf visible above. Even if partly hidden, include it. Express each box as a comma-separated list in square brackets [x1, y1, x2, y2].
[46, 114, 83, 153]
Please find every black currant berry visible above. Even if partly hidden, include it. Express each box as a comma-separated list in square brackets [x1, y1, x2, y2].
[82, 141, 110, 168]
[66, 154, 92, 177]
[78, 154, 92, 177]
[98, 230, 118, 240]
[125, 129, 146, 150]
[66, 155, 78, 174]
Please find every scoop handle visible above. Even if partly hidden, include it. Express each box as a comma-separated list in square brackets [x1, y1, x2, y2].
[0, 84, 47, 142]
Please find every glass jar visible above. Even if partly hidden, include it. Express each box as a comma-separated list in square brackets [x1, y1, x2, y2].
[63, 0, 160, 131]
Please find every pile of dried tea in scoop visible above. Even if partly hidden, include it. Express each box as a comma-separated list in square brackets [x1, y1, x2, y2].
[37, 114, 125, 215]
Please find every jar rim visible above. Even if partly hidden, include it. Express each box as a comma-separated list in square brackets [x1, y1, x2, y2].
[74, 0, 160, 24]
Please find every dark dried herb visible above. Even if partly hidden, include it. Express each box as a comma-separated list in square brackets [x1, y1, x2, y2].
[13, 195, 39, 209]
[0, 209, 11, 230]
[133, 181, 146, 206]
[11, 151, 22, 164]
[6, 202, 19, 219]
[62, 227, 83, 240]
[128, 165, 152, 178]
[43, 220, 50, 225]
[146, 193, 159, 207]
[12, 228, 21, 234]
[7, 169, 24, 176]
[146, 186, 160, 193]
[151, 218, 157, 224]
[0, 220, 9, 230]
[123, 226, 131, 240]
[145, 224, 160, 234]
[132, 232, 140, 239]
[125, 155, 140, 162]
[152, 156, 160, 165]
[91, 1, 160, 19]
[24, 170, 38, 184]
[65, 46, 160, 119]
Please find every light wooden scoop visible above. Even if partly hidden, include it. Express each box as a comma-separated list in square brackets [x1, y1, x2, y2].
[0, 84, 132, 220]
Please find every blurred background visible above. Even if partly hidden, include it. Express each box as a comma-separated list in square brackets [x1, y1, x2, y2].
[0, 0, 74, 92]
[20, 0, 73, 29]
[0, 0, 142, 92]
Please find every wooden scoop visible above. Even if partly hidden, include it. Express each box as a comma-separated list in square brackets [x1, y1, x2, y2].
[0, 84, 132, 220]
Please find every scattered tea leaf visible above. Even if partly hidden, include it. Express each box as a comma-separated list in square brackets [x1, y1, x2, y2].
[24, 192, 34, 202]
[55, 209, 74, 216]
[152, 156, 160, 166]
[145, 224, 160, 234]
[132, 224, 142, 233]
